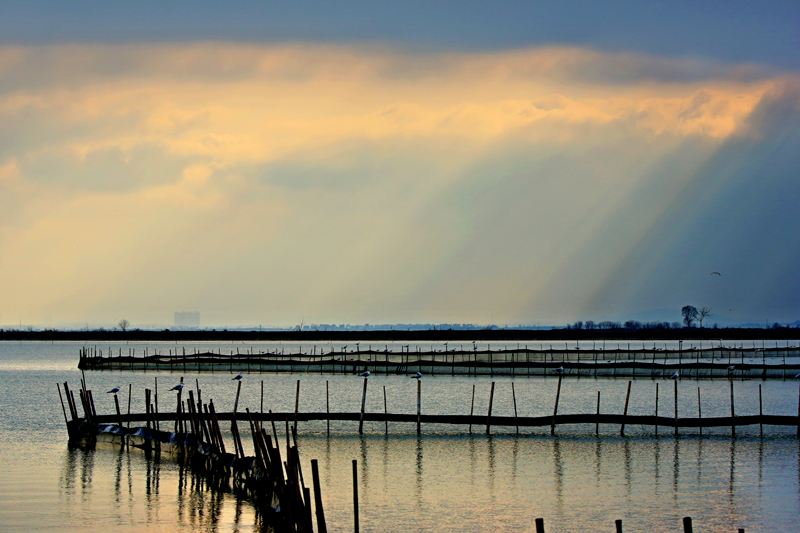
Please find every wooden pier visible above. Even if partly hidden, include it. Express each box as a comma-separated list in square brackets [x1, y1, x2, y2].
[77, 343, 800, 379]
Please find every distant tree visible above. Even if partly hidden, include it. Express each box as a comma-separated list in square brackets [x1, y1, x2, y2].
[118, 319, 130, 332]
[698, 306, 712, 327]
[585, 321, 596, 330]
[681, 306, 699, 327]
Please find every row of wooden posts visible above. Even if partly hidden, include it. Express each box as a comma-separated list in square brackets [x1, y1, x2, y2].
[56, 376, 368, 532]
[535, 515, 750, 533]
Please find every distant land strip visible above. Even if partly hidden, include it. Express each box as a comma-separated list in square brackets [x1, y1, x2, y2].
[2, 326, 799, 342]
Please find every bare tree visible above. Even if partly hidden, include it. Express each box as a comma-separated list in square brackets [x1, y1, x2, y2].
[698, 306, 712, 328]
[118, 319, 130, 332]
[681, 305, 699, 327]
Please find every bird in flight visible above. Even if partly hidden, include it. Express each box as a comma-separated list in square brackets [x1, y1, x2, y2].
[710, 271, 722, 276]
[106, 386, 120, 394]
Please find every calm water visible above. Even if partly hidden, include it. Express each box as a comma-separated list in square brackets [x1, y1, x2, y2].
[1, 341, 799, 531]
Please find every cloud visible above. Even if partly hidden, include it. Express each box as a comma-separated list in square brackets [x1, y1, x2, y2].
[0, 43, 795, 325]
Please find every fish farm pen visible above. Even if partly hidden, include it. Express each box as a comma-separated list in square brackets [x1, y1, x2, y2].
[77, 343, 800, 379]
[57, 374, 797, 532]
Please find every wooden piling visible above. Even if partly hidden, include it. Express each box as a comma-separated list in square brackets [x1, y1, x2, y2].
[595, 391, 600, 436]
[620, 381, 632, 436]
[233, 380, 242, 413]
[535, 517, 545, 533]
[294, 379, 300, 433]
[352, 459, 360, 533]
[551, 375, 562, 436]
[56, 383, 69, 428]
[486, 381, 495, 435]
[326, 380, 330, 436]
[730, 380, 736, 438]
[311, 459, 327, 533]
[697, 387, 702, 436]
[654, 383, 659, 436]
[615, 519, 623, 533]
[758, 384, 763, 438]
[126, 384, 132, 429]
[674, 380, 678, 437]
[682, 516, 693, 533]
[260, 380, 264, 415]
[114, 393, 123, 428]
[512, 382, 519, 435]
[358, 377, 368, 435]
[416, 378, 422, 435]
[383, 385, 388, 434]
[469, 384, 475, 434]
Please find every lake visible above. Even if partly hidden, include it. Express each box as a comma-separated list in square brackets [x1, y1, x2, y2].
[1, 341, 799, 531]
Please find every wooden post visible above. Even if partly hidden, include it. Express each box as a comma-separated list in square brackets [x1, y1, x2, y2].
[674, 380, 678, 437]
[311, 459, 327, 533]
[595, 390, 600, 436]
[697, 387, 702, 436]
[758, 384, 763, 438]
[797, 382, 799, 439]
[56, 383, 69, 428]
[682, 516, 693, 533]
[326, 380, 330, 436]
[730, 379, 736, 438]
[114, 393, 123, 427]
[359, 377, 368, 434]
[352, 459, 360, 533]
[535, 517, 545, 533]
[486, 381, 495, 435]
[417, 378, 422, 435]
[512, 382, 519, 435]
[233, 379, 242, 413]
[260, 380, 264, 415]
[620, 381, 632, 436]
[655, 383, 659, 436]
[469, 384, 475, 434]
[383, 385, 388, 434]
[551, 375, 562, 436]
[294, 379, 300, 433]
[126, 383, 132, 429]
[615, 519, 623, 533]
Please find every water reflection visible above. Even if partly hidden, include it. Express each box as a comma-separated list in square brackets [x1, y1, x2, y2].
[58, 445, 259, 531]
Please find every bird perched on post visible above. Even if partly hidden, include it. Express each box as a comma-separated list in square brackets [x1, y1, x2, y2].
[106, 386, 120, 394]
[170, 383, 184, 391]
[670, 370, 680, 380]
[232, 374, 243, 381]
[411, 371, 423, 379]
[359, 370, 370, 377]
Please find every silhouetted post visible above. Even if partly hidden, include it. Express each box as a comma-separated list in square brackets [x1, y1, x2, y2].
[260, 380, 264, 415]
[352, 459, 359, 533]
[383, 385, 388, 434]
[416, 378, 422, 435]
[682, 516, 693, 533]
[294, 379, 300, 432]
[358, 377, 368, 434]
[114, 392, 123, 428]
[535, 517, 545, 533]
[797, 382, 800, 438]
[469, 384, 476, 434]
[326, 380, 330, 435]
[311, 459, 327, 533]
[486, 381, 495, 435]
[615, 519, 623, 533]
[620, 381, 632, 436]
[697, 387, 702, 436]
[512, 382, 519, 435]
[56, 384, 69, 429]
[674, 380, 678, 437]
[655, 383, 659, 436]
[233, 380, 242, 413]
[596, 390, 600, 435]
[551, 375, 562, 436]
[126, 383, 132, 429]
[730, 380, 736, 438]
[738, 528, 745, 533]
[758, 384, 763, 438]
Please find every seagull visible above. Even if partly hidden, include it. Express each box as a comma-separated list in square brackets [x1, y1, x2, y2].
[670, 370, 680, 380]
[106, 386, 120, 394]
[232, 374, 243, 381]
[710, 271, 722, 277]
[727, 365, 736, 373]
[170, 383, 185, 391]
[794, 373, 800, 379]
[554, 366, 565, 375]
[411, 371, 423, 379]
[359, 370, 371, 377]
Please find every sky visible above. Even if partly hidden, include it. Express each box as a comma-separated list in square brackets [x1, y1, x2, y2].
[0, 2, 798, 328]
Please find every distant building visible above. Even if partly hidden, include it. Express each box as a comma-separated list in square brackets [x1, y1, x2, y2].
[174, 311, 200, 329]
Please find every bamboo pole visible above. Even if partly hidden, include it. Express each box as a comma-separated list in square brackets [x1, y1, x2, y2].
[126, 383, 132, 429]
[469, 384, 476, 434]
[697, 387, 703, 436]
[730, 380, 736, 438]
[620, 381, 632, 436]
[674, 380, 678, 437]
[326, 380, 330, 436]
[758, 384, 763, 438]
[358, 377, 368, 434]
[383, 385, 388, 434]
[416, 378, 422, 435]
[596, 390, 600, 436]
[551, 375, 562, 436]
[655, 383, 659, 436]
[486, 381, 495, 435]
[352, 459, 360, 533]
[512, 382, 519, 435]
